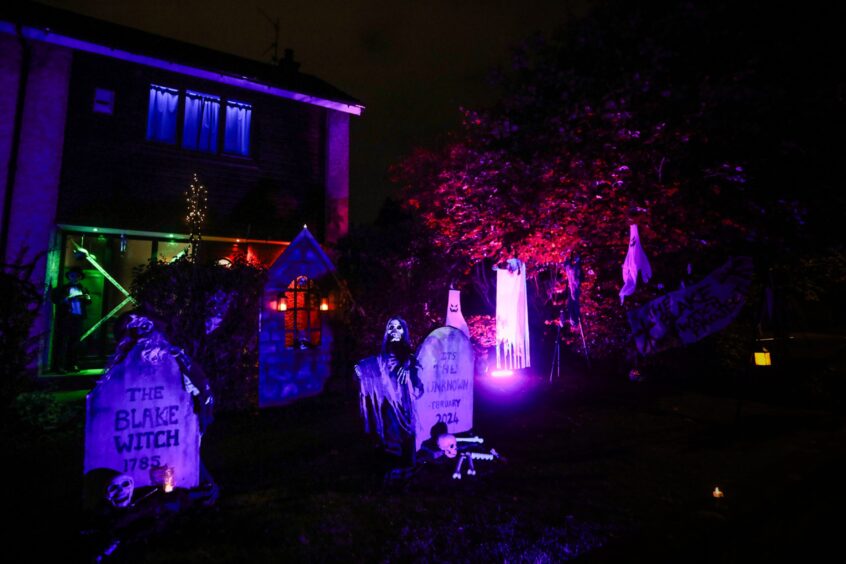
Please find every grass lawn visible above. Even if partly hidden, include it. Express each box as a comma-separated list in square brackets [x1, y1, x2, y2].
[7, 364, 846, 562]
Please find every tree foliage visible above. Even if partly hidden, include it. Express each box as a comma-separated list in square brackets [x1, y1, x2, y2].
[392, 1, 840, 357]
[0, 257, 42, 406]
[335, 200, 454, 360]
[131, 255, 265, 411]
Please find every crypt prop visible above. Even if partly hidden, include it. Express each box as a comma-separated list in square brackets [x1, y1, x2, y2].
[355, 317, 424, 468]
[495, 258, 531, 370]
[628, 256, 753, 355]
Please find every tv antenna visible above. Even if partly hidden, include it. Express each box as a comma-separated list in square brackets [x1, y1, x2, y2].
[259, 8, 280, 64]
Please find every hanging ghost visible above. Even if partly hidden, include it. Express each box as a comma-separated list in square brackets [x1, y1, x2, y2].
[445, 289, 470, 338]
[495, 258, 530, 370]
[564, 255, 583, 326]
[619, 224, 652, 304]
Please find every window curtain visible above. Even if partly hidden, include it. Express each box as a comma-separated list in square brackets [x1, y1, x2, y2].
[146, 85, 178, 143]
[224, 102, 252, 155]
[183, 92, 219, 152]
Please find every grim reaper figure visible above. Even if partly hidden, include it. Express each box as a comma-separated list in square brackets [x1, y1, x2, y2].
[355, 317, 424, 469]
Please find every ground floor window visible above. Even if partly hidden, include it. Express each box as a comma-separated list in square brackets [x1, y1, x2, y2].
[49, 230, 285, 372]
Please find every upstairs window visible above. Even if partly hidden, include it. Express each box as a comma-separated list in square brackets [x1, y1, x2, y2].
[182, 91, 220, 153]
[224, 100, 252, 156]
[146, 85, 178, 144]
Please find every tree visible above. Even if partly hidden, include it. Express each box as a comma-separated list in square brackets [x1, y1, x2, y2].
[392, 1, 840, 358]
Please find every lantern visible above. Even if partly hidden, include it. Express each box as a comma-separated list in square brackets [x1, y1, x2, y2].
[320, 297, 329, 311]
[712, 486, 724, 499]
[277, 295, 288, 311]
[753, 350, 771, 366]
[163, 467, 175, 493]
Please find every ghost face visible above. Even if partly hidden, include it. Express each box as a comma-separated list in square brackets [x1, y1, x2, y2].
[437, 434, 458, 458]
[106, 474, 134, 508]
[386, 319, 404, 343]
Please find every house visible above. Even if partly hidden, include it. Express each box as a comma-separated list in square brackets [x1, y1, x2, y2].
[0, 2, 362, 375]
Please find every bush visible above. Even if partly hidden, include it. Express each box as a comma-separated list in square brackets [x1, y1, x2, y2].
[131, 255, 266, 411]
[0, 258, 41, 407]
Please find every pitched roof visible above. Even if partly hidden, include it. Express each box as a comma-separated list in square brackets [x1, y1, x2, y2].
[267, 227, 336, 287]
[1, 1, 363, 114]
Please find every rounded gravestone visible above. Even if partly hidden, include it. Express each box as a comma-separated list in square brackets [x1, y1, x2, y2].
[414, 326, 475, 451]
[84, 345, 200, 489]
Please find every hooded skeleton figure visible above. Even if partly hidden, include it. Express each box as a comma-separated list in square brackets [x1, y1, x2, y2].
[356, 317, 423, 464]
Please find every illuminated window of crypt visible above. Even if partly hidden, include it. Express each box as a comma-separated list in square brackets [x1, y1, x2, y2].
[283, 275, 321, 348]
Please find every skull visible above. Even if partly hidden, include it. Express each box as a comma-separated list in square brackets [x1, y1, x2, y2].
[437, 434, 458, 458]
[386, 319, 404, 342]
[106, 474, 134, 508]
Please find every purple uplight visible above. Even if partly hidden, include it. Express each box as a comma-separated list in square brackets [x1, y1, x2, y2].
[490, 369, 514, 379]
[0, 23, 363, 116]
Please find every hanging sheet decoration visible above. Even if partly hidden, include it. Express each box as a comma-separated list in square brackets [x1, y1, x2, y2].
[445, 289, 470, 338]
[496, 258, 530, 369]
[628, 256, 753, 355]
[619, 224, 652, 304]
[564, 255, 583, 326]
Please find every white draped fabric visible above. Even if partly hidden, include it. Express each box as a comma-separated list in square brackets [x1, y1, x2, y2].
[496, 259, 530, 370]
[445, 289, 470, 338]
[619, 224, 652, 304]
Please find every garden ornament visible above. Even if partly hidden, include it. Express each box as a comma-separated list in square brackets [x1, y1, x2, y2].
[106, 474, 135, 508]
[437, 434, 458, 458]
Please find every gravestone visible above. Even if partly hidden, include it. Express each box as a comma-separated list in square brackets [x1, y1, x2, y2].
[84, 343, 200, 489]
[415, 326, 475, 451]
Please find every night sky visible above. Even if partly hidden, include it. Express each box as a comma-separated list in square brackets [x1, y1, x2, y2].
[40, 0, 591, 226]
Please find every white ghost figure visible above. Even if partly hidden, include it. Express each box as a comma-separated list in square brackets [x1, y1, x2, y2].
[106, 474, 134, 508]
[495, 258, 530, 370]
[445, 289, 470, 338]
[437, 434, 458, 458]
[619, 224, 652, 304]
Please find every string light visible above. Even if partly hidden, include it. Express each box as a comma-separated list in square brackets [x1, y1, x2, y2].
[185, 172, 208, 263]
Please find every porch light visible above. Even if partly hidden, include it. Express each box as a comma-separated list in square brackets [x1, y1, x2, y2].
[753, 349, 771, 366]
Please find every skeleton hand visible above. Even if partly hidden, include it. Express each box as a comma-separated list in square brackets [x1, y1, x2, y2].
[396, 366, 409, 385]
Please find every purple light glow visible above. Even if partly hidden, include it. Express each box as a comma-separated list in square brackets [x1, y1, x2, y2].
[476, 369, 535, 400]
[0, 23, 364, 115]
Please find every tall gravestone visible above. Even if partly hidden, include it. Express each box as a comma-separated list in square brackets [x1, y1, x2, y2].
[84, 344, 200, 489]
[415, 326, 474, 451]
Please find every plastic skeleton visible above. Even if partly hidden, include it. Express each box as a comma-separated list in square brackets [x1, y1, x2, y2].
[437, 434, 503, 479]
[451, 450, 505, 480]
